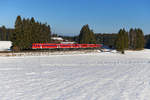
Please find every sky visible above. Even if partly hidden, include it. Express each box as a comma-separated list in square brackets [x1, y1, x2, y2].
[0, 0, 150, 36]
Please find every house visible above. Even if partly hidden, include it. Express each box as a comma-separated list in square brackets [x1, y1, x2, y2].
[51, 37, 64, 42]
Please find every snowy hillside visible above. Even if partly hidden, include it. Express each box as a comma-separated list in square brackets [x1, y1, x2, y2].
[0, 50, 150, 100]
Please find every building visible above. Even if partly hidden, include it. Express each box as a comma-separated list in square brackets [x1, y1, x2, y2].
[51, 37, 64, 42]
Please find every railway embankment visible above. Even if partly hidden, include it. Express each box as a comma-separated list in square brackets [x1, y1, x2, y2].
[0, 49, 101, 57]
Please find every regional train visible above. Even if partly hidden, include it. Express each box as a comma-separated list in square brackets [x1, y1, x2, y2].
[32, 43, 102, 49]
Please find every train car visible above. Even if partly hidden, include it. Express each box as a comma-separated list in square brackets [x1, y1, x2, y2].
[32, 43, 102, 49]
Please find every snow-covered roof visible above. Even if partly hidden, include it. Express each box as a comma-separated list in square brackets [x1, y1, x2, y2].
[51, 37, 63, 41]
[61, 42, 76, 44]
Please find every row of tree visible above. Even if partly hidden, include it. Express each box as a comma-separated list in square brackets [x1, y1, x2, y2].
[78, 25, 145, 53]
[0, 26, 13, 41]
[115, 28, 145, 53]
[0, 16, 147, 52]
[59, 25, 146, 53]
[12, 16, 51, 50]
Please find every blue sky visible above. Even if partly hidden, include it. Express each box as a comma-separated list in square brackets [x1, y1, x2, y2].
[0, 0, 150, 35]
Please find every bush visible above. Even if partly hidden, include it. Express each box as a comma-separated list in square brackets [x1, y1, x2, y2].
[12, 46, 20, 52]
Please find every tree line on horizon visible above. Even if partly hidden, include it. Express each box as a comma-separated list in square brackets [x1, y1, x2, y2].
[0, 15, 149, 52]
[0, 26, 13, 41]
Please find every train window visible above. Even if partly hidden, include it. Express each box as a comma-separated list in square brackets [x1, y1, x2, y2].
[49, 45, 57, 46]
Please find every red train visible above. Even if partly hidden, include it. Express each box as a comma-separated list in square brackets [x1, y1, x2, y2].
[32, 43, 102, 49]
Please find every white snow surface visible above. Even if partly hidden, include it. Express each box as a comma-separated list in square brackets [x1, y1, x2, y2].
[0, 41, 12, 51]
[0, 50, 150, 100]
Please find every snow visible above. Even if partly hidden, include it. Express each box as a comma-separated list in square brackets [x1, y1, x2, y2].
[0, 41, 12, 51]
[0, 50, 150, 100]
[51, 37, 63, 41]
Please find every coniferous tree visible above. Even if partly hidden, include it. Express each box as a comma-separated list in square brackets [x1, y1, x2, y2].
[115, 29, 129, 54]
[0, 27, 13, 41]
[129, 28, 145, 50]
[11, 15, 23, 50]
[89, 30, 96, 44]
[79, 24, 96, 44]
[135, 28, 145, 49]
[7, 29, 14, 41]
[129, 28, 137, 49]
[124, 30, 129, 49]
[11, 16, 51, 50]
[1, 26, 7, 41]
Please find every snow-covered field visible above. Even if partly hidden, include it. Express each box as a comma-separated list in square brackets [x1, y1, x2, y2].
[0, 50, 150, 100]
